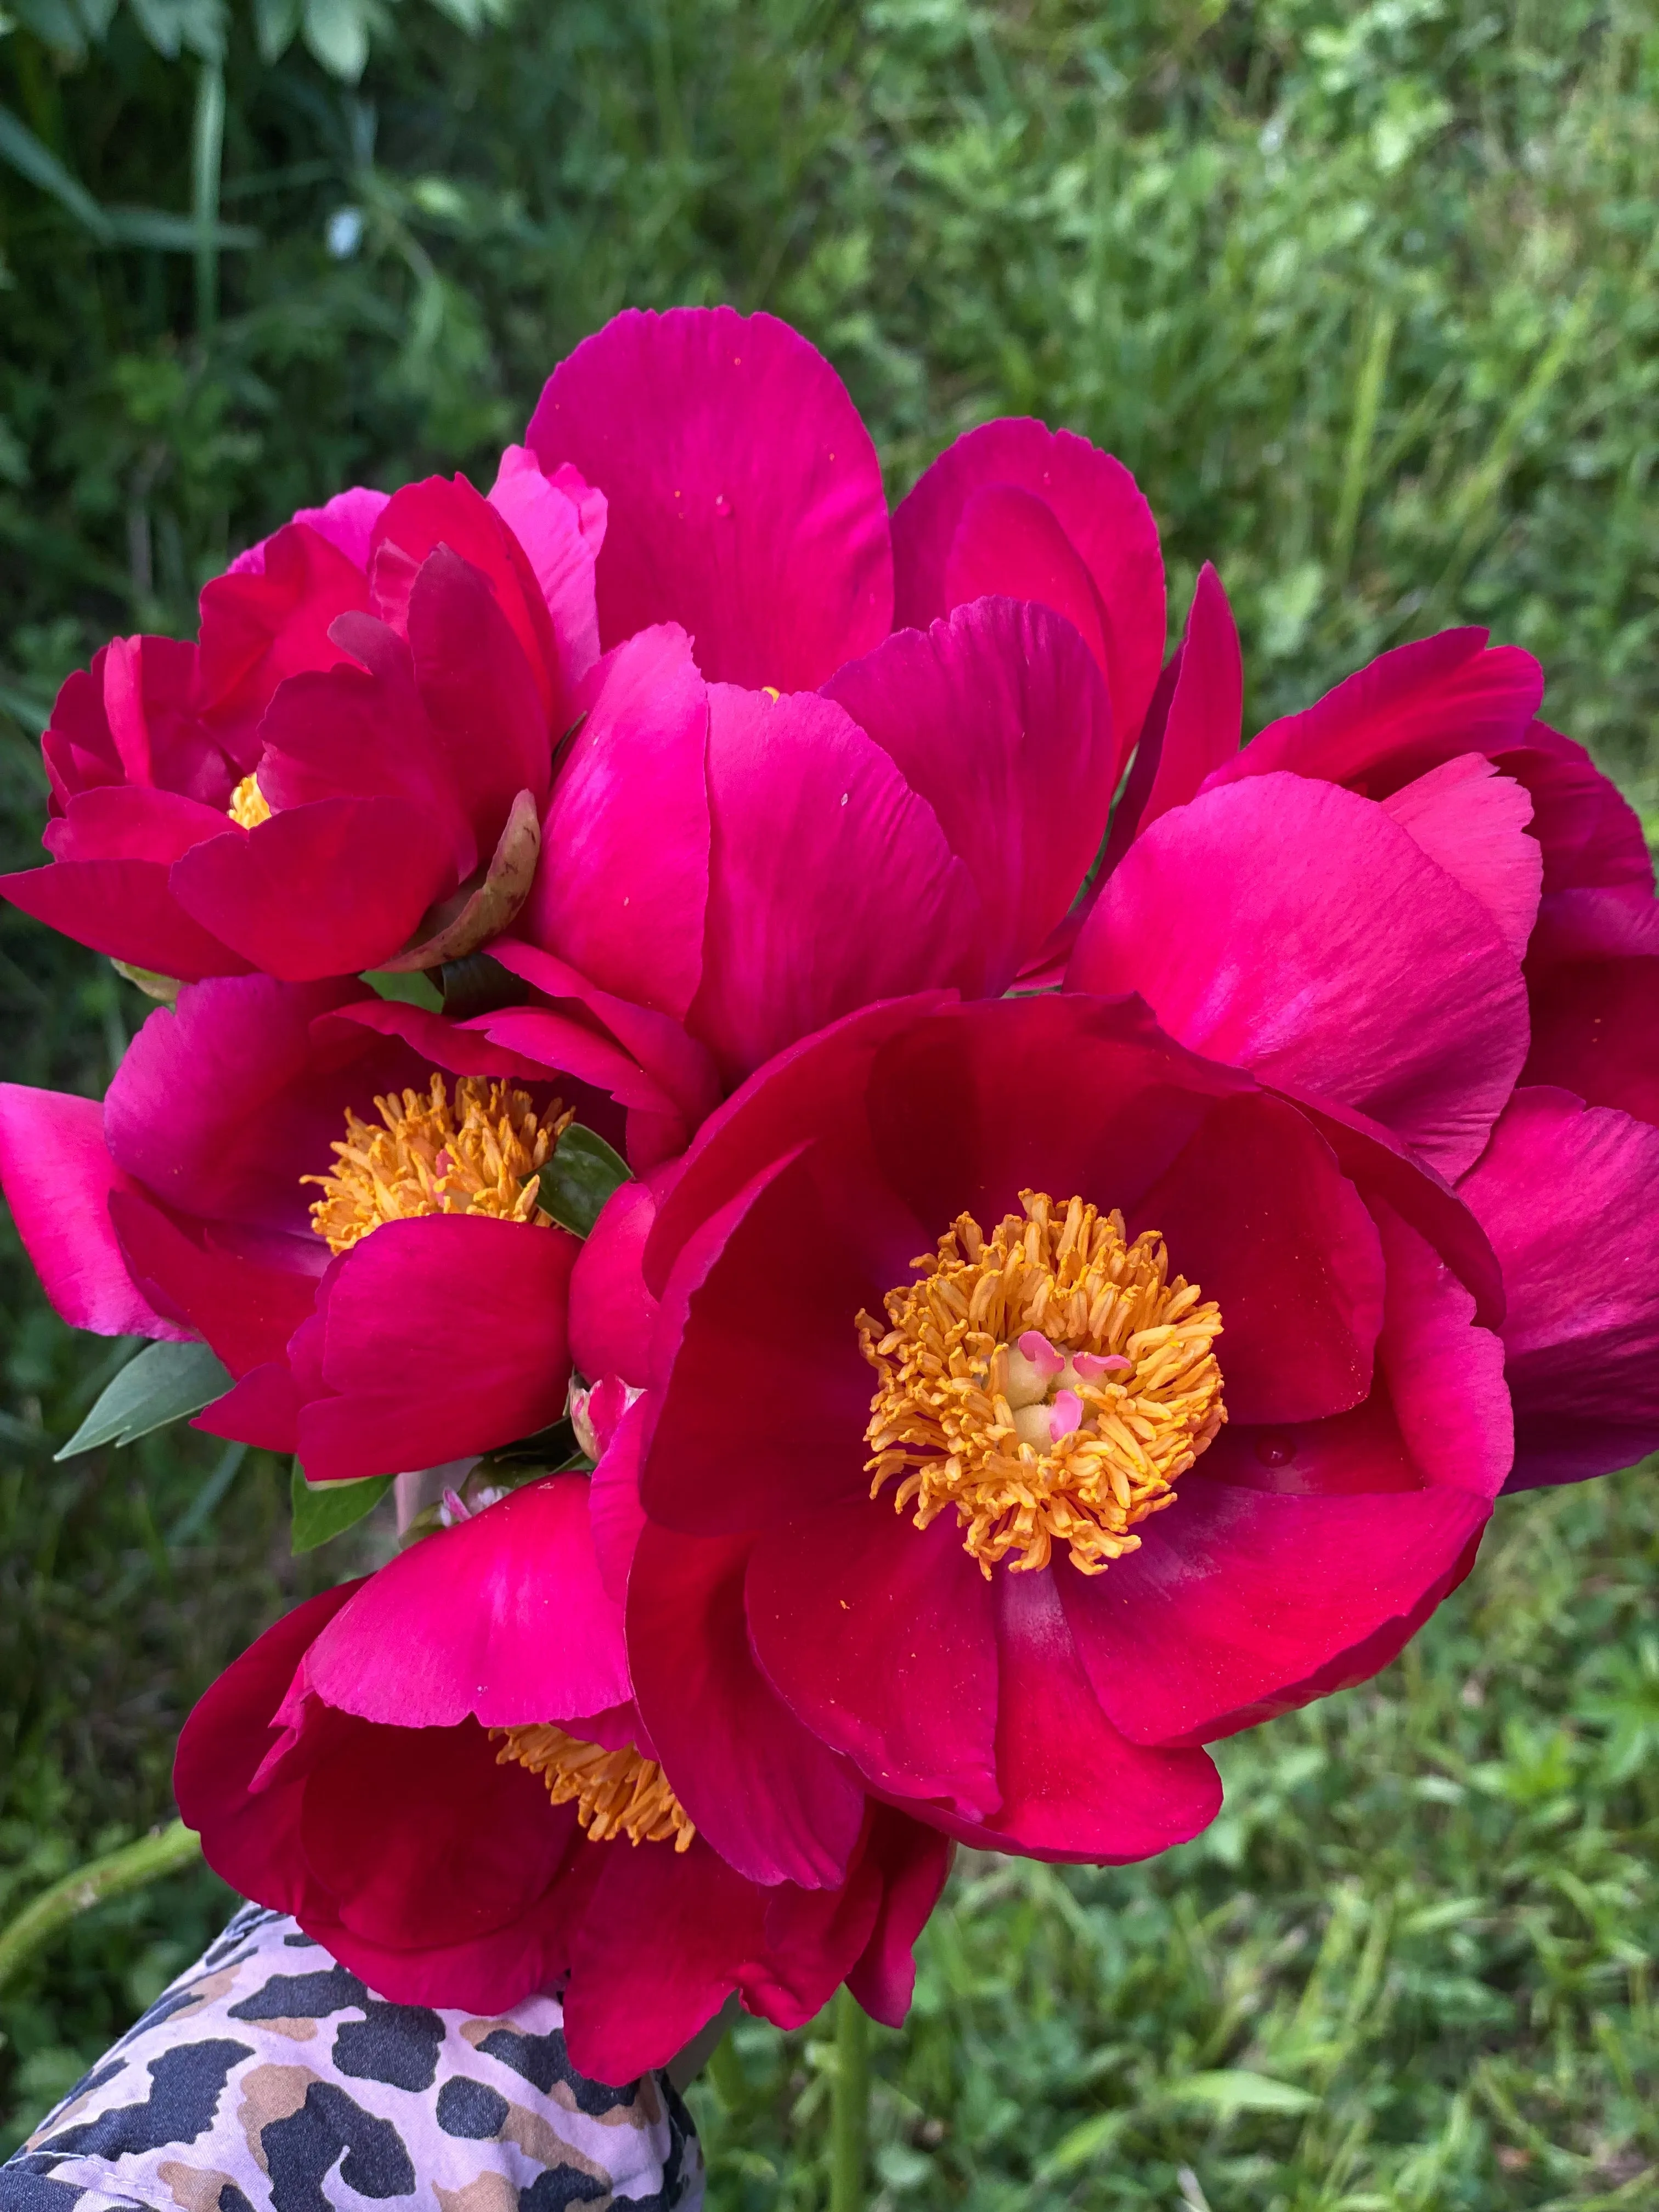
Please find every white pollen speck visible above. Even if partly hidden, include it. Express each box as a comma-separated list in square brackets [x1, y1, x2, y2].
[623, 895, 630, 906]
[840, 791, 849, 805]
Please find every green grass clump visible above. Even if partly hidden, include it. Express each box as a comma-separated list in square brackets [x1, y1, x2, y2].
[3, 0, 1657, 2198]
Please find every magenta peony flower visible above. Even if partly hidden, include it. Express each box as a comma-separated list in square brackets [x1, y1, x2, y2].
[176, 1471, 950, 2085]
[595, 989, 1513, 1883]
[0, 973, 621, 1479]
[1068, 618, 1659, 1489]
[0, 458, 603, 982]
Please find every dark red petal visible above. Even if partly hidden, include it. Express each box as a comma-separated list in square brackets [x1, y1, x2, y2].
[571, 1180, 659, 1385]
[1059, 1480, 1489, 1747]
[843, 1810, 953, 2026]
[891, 417, 1165, 746]
[974, 1568, 1223, 1859]
[746, 1499, 1000, 1815]
[0, 854, 249, 979]
[169, 796, 452, 981]
[109, 1187, 320, 1376]
[296, 1214, 578, 1482]
[196, 523, 373, 755]
[1460, 1085, 1659, 1487]
[1133, 563, 1243, 832]
[1131, 1091, 1385, 1425]
[627, 1520, 866, 1888]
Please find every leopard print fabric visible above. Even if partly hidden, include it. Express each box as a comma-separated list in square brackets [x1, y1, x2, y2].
[1, 1905, 702, 2212]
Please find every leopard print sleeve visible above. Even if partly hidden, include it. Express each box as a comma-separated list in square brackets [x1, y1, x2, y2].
[1, 1905, 703, 2212]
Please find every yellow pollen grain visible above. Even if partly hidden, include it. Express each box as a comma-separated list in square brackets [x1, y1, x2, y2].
[495, 1724, 696, 1851]
[857, 1189, 1225, 1579]
[305, 1073, 572, 1255]
[228, 771, 272, 828]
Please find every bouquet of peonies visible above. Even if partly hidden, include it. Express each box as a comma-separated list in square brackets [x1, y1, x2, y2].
[2, 307, 1654, 2088]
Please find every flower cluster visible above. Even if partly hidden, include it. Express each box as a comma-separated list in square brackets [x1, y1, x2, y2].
[3, 307, 1655, 2086]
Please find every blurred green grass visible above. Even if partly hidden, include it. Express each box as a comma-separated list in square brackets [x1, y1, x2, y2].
[2, 1, 1656, 2201]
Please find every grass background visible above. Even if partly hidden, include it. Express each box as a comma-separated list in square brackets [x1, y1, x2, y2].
[2, 0, 1657, 2202]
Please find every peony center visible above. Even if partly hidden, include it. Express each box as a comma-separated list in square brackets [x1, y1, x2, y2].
[495, 1724, 696, 1851]
[305, 1073, 570, 1254]
[228, 771, 272, 828]
[858, 1189, 1225, 1579]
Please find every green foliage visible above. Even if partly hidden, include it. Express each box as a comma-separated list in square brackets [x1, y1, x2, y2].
[2, 0, 1657, 2194]
[54, 1339, 232, 1458]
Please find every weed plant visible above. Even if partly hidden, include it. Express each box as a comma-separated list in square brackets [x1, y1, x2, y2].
[2, 3, 1656, 2202]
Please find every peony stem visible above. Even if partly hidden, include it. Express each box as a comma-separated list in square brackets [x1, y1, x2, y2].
[0, 1820, 202, 1993]
[830, 1982, 870, 2212]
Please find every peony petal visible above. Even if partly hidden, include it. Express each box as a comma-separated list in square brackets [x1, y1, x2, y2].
[822, 597, 1119, 989]
[1459, 1085, 1659, 1486]
[526, 306, 892, 689]
[523, 624, 710, 1022]
[108, 1187, 320, 1376]
[369, 474, 563, 724]
[488, 444, 604, 691]
[1069, 774, 1530, 1177]
[891, 417, 1166, 746]
[564, 1837, 769, 2085]
[0, 1088, 189, 1340]
[571, 1180, 659, 1385]
[195, 522, 372, 754]
[296, 1214, 579, 1482]
[746, 1500, 1000, 1815]
[1525, 922, 1659, 1131]
[943, 486, 1112, 674]
[688, 683, 983, 1080]
[589, 1394, 650, 1604]
[1208, 628, 1543, 794]
[976, 1568, 1222, 1861]
[1380, 753, 1542, 960]
[642, 1145, 884, 1536]
[46, 782, 241, 864]
[0, 853, 249, 980]
[844, 1811, 953, 2026]
[303, 1474, 631, 1728]
[169, 795, 452, 981]
[229, 487, 388, 576]
[1500, 722, 1653, 895]
[1059, 1479, 1489, 1747]
[402, 546, 555, 840]
[1135, 563, 1243, 830]
[627, 1520, 866, 1888]
[1129, 1092, 1385, 1425]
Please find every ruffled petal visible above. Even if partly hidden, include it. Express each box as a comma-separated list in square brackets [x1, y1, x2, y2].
[108, 1187, 320, 1375]
[1379, 753, 1541, 960]
[303, 1474, 630, 1728]
[843, 1811, 953, 2025]
[488, 444, 604, 692]
[1207, 628, 1542, 793]
[891, 417, 1165, 745]
[688, 683, 983, 1079]
[1069, 773, 1530, 1177]
[822, 597, 1119, 989]
[1459, 1085, 1659, 1486]
[526, 306, 892, 689]
[195, 523, 372, 755]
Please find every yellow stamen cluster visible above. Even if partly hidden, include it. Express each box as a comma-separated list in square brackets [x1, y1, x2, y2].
[306, 1074, 571, 1255]
[228, 771, 272, 828]
[859, 1190, 1225, 1578]
[496, 1725, 696, 1850]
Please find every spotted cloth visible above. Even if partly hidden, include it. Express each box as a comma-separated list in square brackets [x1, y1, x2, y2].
[1, 1905, 702, 2212]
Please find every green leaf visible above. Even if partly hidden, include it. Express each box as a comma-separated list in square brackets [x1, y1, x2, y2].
[536, 1124, 631, 1237]
[1167, 2070, 1318, 2117]
[250, 0, 302, 63]
[290, 1462, 392, 1553]
[0, 103, 113, 239]
[55, 1339, 231, 1459]
[103, 207, 261, 252]
[1037, 2110, 1127, 2179]
[361, 966, 444, 1011]
[302, 0, 370, 81]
